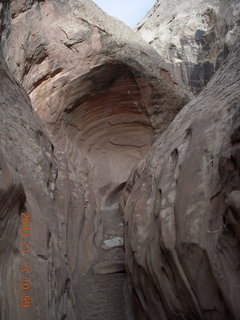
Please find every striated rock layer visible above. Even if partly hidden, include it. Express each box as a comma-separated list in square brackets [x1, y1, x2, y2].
[0, 0, 188, 319]
[136, 0, 240, 94]
[0, 1, 98, 319]
[4, 0, 188, 210]
[0, 51, 80, 320]
[3, 0, 240, 319]
[121, 44, 240, 319]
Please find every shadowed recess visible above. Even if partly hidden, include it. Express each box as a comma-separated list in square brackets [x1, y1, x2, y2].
[59, 63, 153, 209]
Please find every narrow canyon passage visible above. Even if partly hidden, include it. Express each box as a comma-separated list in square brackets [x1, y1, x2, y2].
[1, 1, 240, 319]
[59, 64, 156, 319]
[76, 208, 135, 320]
[1, 2, 187, 317]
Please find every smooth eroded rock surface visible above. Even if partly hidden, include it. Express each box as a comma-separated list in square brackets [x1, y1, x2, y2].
[4, 0, 188, 211]
[121, 44, 240, 320]
[0, 50, 81, 319]
[136, 0, 240, 94]
[1, 1, 240, 320]
[0, 1, 188, 319]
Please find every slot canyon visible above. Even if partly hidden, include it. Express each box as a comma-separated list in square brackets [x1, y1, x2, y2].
[0, 0, 240, 319]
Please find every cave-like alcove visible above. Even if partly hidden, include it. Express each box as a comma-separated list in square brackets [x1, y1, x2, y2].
[60, 62, 153, 209]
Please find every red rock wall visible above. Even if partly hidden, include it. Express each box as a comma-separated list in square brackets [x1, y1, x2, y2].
[0, 1, 188, 319]
[0, 51, 79, 319]
[4, 0, 187, 212]
[121, 44, 240, 320]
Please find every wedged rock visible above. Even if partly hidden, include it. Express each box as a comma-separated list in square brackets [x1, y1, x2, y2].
[3, 0, 188, 211]
[121, 44, 240, 320]
[102, 237, 124, 250]
[136, 0, 240, 94]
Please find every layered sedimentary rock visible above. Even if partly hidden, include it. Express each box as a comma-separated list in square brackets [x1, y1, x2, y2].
[0, 2, 98, 319]
[3, 0, 187, 210]
[3, 0, 240, 319]
[121, 44, 240, 319]
[0, 51, 80, 319]
[0, 0, 188, 319]
[136, 0, 240, 94]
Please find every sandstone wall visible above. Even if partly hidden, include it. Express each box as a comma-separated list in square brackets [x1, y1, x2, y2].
[0, 2, 98, 319]
[2, 1, 239, 319]
[0, 1, 188, 319]
[0, 50, 79, 319]
[3, 0, 188, 211]
[121, 43, 240, 320]
[136, 0, 240, 94]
